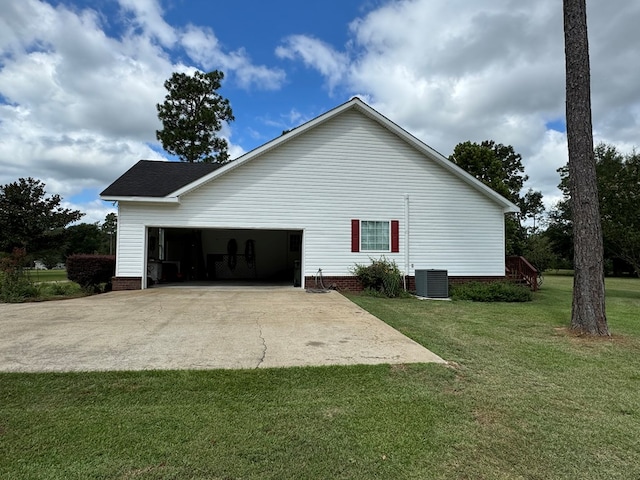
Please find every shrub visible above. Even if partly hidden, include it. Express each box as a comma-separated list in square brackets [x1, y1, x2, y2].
[40, 281, 83, 297]
[451, 281, 533, 302]
[0, 248, 38, 302]
[352, 257, 407, 298]
[66, 254, 115, 292]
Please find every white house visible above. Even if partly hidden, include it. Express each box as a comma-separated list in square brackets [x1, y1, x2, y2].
[100, 97, 518, 291]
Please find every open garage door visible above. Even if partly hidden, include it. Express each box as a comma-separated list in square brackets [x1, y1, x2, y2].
[146, 227, 302, 287]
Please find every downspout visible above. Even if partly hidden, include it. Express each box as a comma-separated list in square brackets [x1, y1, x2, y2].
[404, 194, 410, 290]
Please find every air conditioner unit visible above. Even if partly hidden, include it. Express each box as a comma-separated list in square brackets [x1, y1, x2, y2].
[415, 269, 449, 298]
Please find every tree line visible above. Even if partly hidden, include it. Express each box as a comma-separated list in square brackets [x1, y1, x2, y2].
[0, 177, 117, 268]
[448, 139, 639, 280]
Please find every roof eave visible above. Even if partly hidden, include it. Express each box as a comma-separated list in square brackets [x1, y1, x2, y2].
[100, 195, 180, 204]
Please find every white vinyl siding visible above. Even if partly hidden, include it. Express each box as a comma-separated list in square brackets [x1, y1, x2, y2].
[114, 218, 145, 277]
[114, 108, 507, 281]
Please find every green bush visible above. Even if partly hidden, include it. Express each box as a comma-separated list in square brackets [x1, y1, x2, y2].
[0, 273, 38, 302]
[39, 281, 83, 297]
[0, 248, 39, 303]
[66, 254, 115, 292]
[451, 281, 533, 302]
[352, 257, 407, 298]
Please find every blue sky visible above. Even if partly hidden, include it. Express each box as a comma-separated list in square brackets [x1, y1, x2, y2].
[1, 0, 639, 223]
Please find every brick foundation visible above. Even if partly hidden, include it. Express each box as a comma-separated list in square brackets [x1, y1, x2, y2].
[112, 276, 142, 291]
[305, 275, 506, 292]
[305, 275, 364, 291]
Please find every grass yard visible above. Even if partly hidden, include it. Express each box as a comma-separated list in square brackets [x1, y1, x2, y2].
[1, 275, 639, 479]
[26, 269, 69, 283]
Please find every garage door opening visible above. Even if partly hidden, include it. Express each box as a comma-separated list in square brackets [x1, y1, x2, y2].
[146, 227, 303, 287]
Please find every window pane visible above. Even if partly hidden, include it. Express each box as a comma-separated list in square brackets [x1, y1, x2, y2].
[361, 221, 389, 251]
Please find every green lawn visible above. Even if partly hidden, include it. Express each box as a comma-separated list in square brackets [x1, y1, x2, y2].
[1, 275, 639, 479]
[26, 269, 68, 283]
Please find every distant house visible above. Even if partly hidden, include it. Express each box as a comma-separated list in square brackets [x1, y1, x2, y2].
[100, 98, 518, 290]
[32, 260, 65, 270]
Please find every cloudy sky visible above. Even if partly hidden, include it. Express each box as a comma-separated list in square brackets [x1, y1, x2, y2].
[1, 0, 639, 224]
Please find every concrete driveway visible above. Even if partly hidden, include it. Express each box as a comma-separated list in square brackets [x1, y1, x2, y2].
[0, 287, 445, 372]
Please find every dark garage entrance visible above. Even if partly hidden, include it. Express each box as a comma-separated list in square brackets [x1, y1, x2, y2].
[146, 228, 302, 287]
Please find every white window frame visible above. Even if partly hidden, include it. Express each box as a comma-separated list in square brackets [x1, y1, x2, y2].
[360, 220, 391, 252]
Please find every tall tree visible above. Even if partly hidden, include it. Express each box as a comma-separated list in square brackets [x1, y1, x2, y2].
[156, 70, 234, 163]
[563, 0, 608, 335]
[520, 189, 545, 234]
[102, 213, 117, 255]
[0, 178, 83, 255]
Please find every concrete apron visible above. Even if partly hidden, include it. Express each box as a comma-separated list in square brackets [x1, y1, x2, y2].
[0, 288, 445, 372]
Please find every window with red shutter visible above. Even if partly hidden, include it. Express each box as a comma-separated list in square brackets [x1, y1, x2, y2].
[354, 220, 400, 252]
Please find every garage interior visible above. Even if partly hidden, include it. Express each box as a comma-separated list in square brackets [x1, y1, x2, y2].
[146, 227, 302, 287]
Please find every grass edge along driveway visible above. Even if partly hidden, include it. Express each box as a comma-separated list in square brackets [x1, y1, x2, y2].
[1, 275, 639, 479]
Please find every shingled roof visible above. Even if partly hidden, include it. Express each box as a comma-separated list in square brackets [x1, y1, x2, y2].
[100, 160, 223, 197]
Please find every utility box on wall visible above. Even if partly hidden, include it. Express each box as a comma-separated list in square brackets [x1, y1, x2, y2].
[415, 269, 449, 298]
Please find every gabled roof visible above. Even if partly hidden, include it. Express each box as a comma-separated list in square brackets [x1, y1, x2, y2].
[100, 98, 519, 213]
[100, 160, 222, 198]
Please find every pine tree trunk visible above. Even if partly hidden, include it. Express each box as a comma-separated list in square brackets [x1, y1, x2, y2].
[563, 0, 609, 335]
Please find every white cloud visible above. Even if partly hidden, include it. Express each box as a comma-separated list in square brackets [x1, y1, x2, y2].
[60, 198, 117, 226]
[259, 108, 316, 134]
[0, 0, 171, 205]
[524, 129, 569, 209]
[276, 35, 348, 92]
[276, 0, 640, 207]
[118, 0, 177, 47]
[2, 0, 638, 226]
[0, 0, 281, 216]
[181, 25, 285, 90]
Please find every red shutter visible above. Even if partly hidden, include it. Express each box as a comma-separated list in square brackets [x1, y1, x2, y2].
[351, 219, 360, 252]
[391, 220, 399, 253]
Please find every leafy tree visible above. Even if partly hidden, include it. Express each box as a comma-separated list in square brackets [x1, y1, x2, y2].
[39, 250, 63, 270]
[449, 140, 526, 203]
[544, 197, 574, 269]
[522, 233, 558, 273]
[64, 223, 104, 257]
[0, 178, 83, 256]
[551, 145, 640, 276]
[156, 70, 234, 163]
[449, 140, 544, 255]
[102, 213, 117, 255]
[597, 148, 640, 275]
[520, 189, 545, 233]
[563, 0, 608, 335]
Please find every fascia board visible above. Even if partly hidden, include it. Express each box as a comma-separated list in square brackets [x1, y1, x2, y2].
[99, 195, 180, 204]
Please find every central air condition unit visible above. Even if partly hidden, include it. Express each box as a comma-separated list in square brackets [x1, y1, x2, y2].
[415, 269, 449, 298]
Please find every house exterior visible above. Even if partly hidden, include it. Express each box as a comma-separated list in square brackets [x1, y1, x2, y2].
[100, 98, 518, 291]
